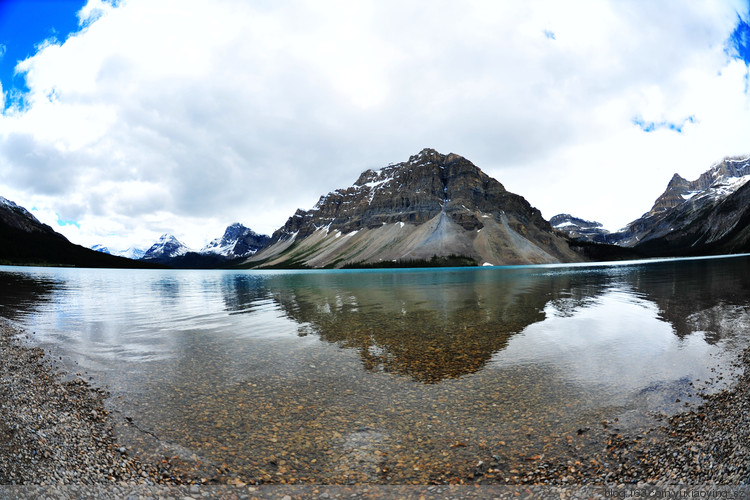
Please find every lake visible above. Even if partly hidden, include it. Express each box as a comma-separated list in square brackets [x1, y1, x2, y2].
[1, 255, 749, 484]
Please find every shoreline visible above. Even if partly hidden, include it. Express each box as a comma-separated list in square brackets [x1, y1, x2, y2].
[1, 319, 748, 490]
[0, 319, 180, 486]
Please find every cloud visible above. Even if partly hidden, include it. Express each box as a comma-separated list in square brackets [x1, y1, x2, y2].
[0, 0, 749, 249]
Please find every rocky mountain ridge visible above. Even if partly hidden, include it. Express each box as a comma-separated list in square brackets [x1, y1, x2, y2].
[553, 155, 750, 255]
[93, 223, 270, 265]
[0, 196, 157, 268]
[7, 150, 750, 269]
[141, 234, 191, 261]
[614, 156, 750, 249]
[646, 157, 750, 216]
[549, 214, 610, 243]
[91, 245, 147, 260]
[0, 196, 63, 237]
[247, 148, 583, 268]
[200, 223, 270, 258]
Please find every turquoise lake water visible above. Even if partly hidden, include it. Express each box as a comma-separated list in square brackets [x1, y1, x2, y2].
[1, 255, 749, 483]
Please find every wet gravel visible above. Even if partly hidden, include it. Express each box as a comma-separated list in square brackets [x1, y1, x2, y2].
[470, 350, 750, 486]
[2, 318, 750, 491]
[0, 320, 185, 487]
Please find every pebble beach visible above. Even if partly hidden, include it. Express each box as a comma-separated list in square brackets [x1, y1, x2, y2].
[1, 318, 749, 496]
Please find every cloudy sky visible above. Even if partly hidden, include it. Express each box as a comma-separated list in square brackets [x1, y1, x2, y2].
[1, 0, 749, 251]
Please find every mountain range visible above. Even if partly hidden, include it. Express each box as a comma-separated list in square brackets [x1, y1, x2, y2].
[91, 223, 270, 268]
[2, 149, 749, 269]
[553, 155, 750, 256]
[0, 196, 158, 268]
[92, 245, 147, 260]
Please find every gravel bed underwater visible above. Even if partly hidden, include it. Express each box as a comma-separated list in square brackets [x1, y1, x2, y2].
[1, 318, 749, 495]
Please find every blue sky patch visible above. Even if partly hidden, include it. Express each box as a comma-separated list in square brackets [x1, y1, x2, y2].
[632, 115, 696, 133]
[726, 12, 750, 93]
[56, 216, 80, 228]
[0, 0, 86, 110]
[727, 13, 750, 65]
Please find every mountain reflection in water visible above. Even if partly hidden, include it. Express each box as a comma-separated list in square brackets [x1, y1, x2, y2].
[214, 257, 750, 384]
[0, 256, 748, 483]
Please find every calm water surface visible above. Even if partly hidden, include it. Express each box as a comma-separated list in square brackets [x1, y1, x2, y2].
[1, 255, 749, 483]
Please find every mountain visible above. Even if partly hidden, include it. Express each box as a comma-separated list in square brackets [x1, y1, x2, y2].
[117, 247, 147, 260]
[0, 196, 159, 268]
[91, 244, 111, 254]
[0, 197, 61, 236]
[614, 156, 750, 254]
[632, 170, 750, 257]
[245, 148, 584, 268]
[550, 214, 611, 243]
[200, 223, 270, 258]
[91, 245, 147, 260]
[136, 224, 271, 268]
[141, 234, 191, 262]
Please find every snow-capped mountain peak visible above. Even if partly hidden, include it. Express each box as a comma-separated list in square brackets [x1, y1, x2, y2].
[118, 247, 147, 260]
[90, 245, 147, 260]
[0, 196, 43, 225]
[200, 223, 270, 258]
[91, 244, 111, 254]
[648, 156, 750, 216]
[142, 234, 191, 260]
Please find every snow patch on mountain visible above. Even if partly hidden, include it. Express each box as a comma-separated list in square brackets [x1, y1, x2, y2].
[91, 244, 110, 254]
[90, 245, 148, 260]
[142, 234, 191, 260]
[0, 196, 42, 224]
[200, 223, 270, 258]
[117, 247, 147, 260]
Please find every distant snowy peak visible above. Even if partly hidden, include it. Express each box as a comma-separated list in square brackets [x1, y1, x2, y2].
[91, 244, 110, 254]
[142, 234, 191, 260]
[118, 247, 147, 260]
[200, 223, 270, 258]
[549, 214, 610, 243]
[607, 154, 750, 249]
[90, 245, 147, 260]
[549, 214, 603, 230]
[648, 156, 750, 216]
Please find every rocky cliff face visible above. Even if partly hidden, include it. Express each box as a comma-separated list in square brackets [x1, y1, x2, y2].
[0, 196, 64, 238]
[200, 223, 270, 258]
[247, 149, 583, 268]
[612, 156, 750, 249]
[633, 174, 750, 256]
[0, 196, 156, 268]
[646, 157, 750, 217]
[550, 214, 611, 243]
[141, 234, 191, 261]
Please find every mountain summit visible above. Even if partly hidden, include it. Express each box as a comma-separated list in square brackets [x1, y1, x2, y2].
[623, 156, 750, 255]
[0, 196, 156, 268]
[553, 155, 750, 256]
[200, 223, 270, 258]
[141, 234, 191, 261]
[246, 149, 582, 268]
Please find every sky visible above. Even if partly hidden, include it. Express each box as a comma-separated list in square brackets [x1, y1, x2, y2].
[0, 0, 749, 252]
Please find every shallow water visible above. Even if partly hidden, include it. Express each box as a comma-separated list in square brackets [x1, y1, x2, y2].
[1, 255, 749, 483]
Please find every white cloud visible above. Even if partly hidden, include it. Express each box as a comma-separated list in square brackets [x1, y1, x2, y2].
[0, 0, 749, 249]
